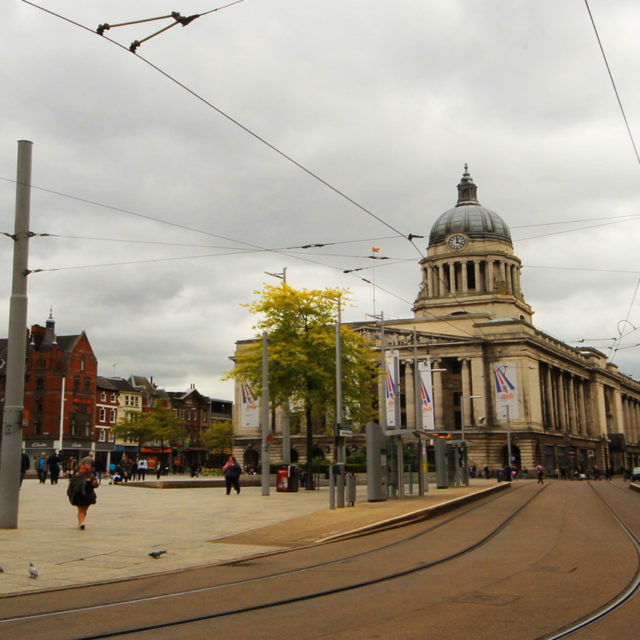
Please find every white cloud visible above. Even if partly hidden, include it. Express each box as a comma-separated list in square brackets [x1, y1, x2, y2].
[2, 0, 640, 399]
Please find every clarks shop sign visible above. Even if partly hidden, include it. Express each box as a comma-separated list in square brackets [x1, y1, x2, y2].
[26, 440, 54, 449]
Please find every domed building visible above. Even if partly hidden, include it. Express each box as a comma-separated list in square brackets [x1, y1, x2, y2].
[371, 166, 640, 477]
[232, 167, 640, 485]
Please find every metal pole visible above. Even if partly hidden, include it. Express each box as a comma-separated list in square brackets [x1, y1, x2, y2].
[506, 405, 513, 467]
[0, 140, 33, 529]
[335, 302, 345, 508]
[58, 376, 65, 453]
[261, 331, 270, 496]
[413, 329, 427, 496]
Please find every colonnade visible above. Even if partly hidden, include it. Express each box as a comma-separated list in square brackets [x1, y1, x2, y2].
[539, 363, 593, 437]
[621, 394, 640, 445]
[420, 257, 521, 298]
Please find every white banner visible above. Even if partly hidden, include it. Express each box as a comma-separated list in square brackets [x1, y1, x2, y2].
[384, 350, 399, 427]
[239, 381, 259, 429]
[418, 361, 435, 430]
[493, 363, 519, 420]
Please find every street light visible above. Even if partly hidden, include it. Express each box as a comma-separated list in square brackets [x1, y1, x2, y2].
[459, 395, 481, 487]
[460, 395, 482, 442]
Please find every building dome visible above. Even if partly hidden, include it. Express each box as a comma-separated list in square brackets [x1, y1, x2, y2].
[428, 165, 512, 247]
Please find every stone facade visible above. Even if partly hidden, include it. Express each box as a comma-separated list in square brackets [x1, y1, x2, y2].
[232, 167, 640, 476]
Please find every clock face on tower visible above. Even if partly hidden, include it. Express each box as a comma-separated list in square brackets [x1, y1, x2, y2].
[447, 234, 467, 250]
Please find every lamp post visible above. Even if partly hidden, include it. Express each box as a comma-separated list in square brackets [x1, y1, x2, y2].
[264, 269, 290, 464]
[459, 395, 481, 487]
[412, 329, 445, 495]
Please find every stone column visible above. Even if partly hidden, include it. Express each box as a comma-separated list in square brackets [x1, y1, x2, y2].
[487, 260, 494, 292]
[506, 263, 513, 294]
[460, 358, 471, 428]
[405, 361, 416, 429]
[567, 375, 577, 435]
[461, 260, 468, 293]
[544, 366, 555, 430]
[577, 378, 587, 435]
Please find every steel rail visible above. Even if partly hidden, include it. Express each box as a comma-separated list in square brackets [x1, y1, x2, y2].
[11, 484, 546, 639]
[537, 481, 640, 640]
[0, 484, 519, 622]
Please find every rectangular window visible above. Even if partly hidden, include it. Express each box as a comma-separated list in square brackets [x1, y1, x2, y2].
[109, 408, 116, 423]
[99, 407, 105, 422]
[98, 429, 106, 442]
[110, 392, 116, 403]
[100, 391, 106, 401]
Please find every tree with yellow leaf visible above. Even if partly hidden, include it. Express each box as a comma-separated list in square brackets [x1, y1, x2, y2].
[230, 284, 379, 489]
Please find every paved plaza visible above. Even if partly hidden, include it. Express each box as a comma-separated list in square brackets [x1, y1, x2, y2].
[0, 476, 498, 595]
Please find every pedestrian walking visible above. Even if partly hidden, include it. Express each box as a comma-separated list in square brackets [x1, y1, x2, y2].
[536, 463, 544, 484]
[47, 451, 61, 484]
[20, 452, 30, 486]
[66, 456, 77, 477]
[121, 456, 133, 483]
[223, 455, 242, 495]
[94, 457, 106, 485]
[137, 458, 148, 481]
[66, 462, 98, 529]
[36, 452, 48, 484]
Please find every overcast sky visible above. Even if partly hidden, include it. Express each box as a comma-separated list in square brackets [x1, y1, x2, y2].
[2, 0, 640, 400]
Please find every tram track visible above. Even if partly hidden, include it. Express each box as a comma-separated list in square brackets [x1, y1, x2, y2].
[1, 483, 546, 639]
[4, 480, 640, 640]
[537, 481, 640, 640]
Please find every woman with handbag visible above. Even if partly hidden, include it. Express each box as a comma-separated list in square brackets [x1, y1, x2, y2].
[67, 462, 98, 529]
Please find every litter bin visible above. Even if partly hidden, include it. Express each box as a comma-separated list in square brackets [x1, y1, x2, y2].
[277, 465, 299, 492]
[277, 465, 290, 492]
[288, 466, 299, 492]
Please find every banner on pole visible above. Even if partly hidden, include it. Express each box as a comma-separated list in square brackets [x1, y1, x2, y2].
[384, 350, 399, 427]
[493, 363, 519, 420]
[418, 361, 435, 430]
[239, 381, 260, 429]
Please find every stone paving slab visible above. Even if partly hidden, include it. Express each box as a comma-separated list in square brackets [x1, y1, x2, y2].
[0, 476, 499, 596]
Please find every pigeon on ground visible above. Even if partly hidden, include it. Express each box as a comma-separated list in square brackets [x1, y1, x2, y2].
[148, 550, 167, 559]
[0, 566, 4, 573]
[28, 563, 38, 578]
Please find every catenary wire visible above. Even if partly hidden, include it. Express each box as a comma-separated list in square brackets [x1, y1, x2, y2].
[584, 0, 640, 166]
[21, 0, 424, 258]
[15, 2, 640, 358]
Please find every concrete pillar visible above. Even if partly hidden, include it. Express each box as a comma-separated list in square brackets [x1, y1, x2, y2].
[461, 260, 468, 293]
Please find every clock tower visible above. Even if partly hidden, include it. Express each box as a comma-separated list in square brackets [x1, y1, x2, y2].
[413, 166, 533, 324]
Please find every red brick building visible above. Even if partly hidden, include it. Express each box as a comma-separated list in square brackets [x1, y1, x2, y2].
[15, 313, 99, 468]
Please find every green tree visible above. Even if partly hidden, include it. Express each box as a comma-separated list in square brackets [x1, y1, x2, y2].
[230, 284, 379, 489]
[202, 421, 234, 459]
[112, 406, 186, 457]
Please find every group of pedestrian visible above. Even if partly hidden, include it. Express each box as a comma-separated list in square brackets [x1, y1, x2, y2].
[34, 451, 62, 484]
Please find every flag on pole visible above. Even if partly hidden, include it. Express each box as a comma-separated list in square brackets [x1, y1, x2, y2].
[240, 381, 259, 428]
[372, 247, 380, 252]
[493, 363, 519, 419]
[384, 350, 398, 427]
[418, 361, 435, 430]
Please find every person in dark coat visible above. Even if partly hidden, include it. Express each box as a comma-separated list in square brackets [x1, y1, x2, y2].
[67, 462, 98, 529]
[20, 452, 30, 486]
[48, 452, 61, 484]
[222, 455, 242, 495]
